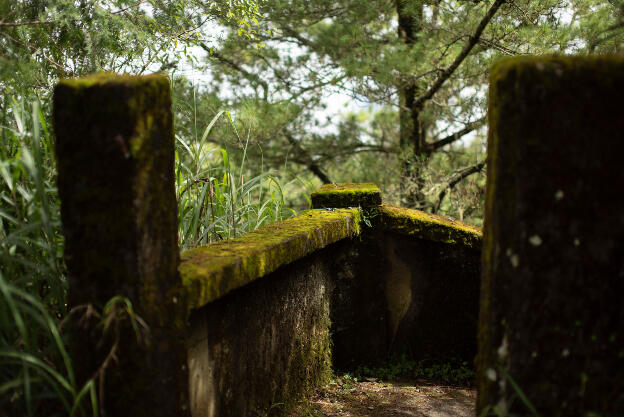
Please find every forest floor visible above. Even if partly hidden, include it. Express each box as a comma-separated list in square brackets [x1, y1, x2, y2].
[287, 375, 476, 417]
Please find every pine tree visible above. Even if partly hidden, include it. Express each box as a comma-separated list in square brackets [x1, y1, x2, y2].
[195, 0, 624, 215]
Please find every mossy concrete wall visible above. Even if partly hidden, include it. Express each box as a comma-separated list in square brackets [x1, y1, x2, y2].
[53, 74, 189, 417]
[187, 241, 355, 417]
[380, 231, 480, 361]
[54, 74, 482, 417]
[311, 182, 382, 208]
[330, 204, 482, 370]
[182, 208, 361, 417]
[181, 208, 361, 308]
[478, 56, 624, 416]
[183, 184, 482, 416]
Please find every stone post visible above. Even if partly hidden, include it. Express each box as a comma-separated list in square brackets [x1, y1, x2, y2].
[311, 182, 382, 209]
[53, 74, 189, 417]
[478, 56, 624, 416]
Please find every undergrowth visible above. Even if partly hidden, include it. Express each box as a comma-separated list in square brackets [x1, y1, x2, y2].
[353, 355, 475, 386]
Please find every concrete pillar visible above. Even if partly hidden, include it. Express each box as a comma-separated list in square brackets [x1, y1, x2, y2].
[53, 73, 189, 417]
[478, 56, 624, 416]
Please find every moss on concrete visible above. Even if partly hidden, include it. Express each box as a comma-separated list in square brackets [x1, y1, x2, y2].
[180, 208, 361, 310]
[311, 183, 382, 209]
[187, 243, 343, 417]
[58, 72, 164, 88]
[379, 204, 482, 248]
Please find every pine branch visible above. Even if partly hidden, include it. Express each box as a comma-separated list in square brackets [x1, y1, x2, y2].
[283, 131, 332, 184]
[425, 116, 486, 152]
[413, 0, 506, 110]
[202, 44, 269, 100]
[0, 20, 54, 27]
[433, 160, 486, 213]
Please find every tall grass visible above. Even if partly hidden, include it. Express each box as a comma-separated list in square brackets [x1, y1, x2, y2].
[176, 110, 294, 250]
[0, 97, 294, 415]
[0, 98, 97, 416]
[0, 98, 65, 316]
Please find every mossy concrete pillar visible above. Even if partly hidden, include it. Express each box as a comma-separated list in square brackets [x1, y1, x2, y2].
[478, 56, 624, 416]
[311, 182, 382, 209]
[53, 74, 189, 417]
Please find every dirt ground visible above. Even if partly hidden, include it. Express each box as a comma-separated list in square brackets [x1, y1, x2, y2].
[287, 376, 476, 417]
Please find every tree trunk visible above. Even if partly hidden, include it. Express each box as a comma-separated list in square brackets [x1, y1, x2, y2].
[396, 0, 426, 208]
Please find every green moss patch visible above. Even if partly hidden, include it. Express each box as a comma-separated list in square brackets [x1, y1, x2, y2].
[311, 183, 382, 208]
[380, 205, 482, 248]
[58, 72, 165, 89]
[180, 208, 361, 310]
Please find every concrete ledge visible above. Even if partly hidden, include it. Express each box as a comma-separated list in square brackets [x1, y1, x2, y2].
[380, 204, 482, 248]
[180, 208, 361, 309]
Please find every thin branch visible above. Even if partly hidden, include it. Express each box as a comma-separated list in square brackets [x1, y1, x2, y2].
[109, 0, 145, 15]
[1, 32, 70, 74]
[589, 20, 624, 51]
[283, 131, 332, 184]
[202, 44, 269, 100]
[425, 116, 486, 152]
[413, 0, 506, 110]
[0, 20, 54, 27]
[478, 37, 519, 55]
[433, 160, 486, 213]
[325, 144, 391, 159]
[279, 25, 318, 49]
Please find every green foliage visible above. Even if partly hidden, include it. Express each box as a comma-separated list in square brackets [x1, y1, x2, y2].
[0, 272, 98, 417]
[0, 0, 264, 96]
[421, 137, 487, 226]
[0, 99, 94, 416]
[0, 98, 65, 317]
[194, 0, 624, 223]
[355, 355, 475, 386]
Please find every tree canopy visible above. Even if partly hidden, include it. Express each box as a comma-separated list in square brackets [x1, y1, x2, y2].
[0, 0, 261, 92]
[3, 0, 624, 223]
[188, 0, 624, 221]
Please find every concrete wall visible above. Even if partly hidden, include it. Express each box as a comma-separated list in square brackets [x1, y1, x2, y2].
[188, 241, 356, 417]
[53, 76, 483, 417]
[331, 205, 482, 370]
[182, 184, 482, 416]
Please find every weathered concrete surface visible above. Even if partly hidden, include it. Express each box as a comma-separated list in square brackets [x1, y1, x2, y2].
[187, 240, 356, 417]
[478, 56, 624, 416]
[181, 208, 360, 309]
[381, 232, 481, 362]
[311, 183, 382, 208]
[54, 73, 189, 417]
[184, 184, 482, 416]
[332, 211, 481, 370]
[330, 229, 389, 369]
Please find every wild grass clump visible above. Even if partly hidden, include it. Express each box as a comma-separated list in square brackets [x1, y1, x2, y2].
[0, 98, 65, 316]
[176, 110, 295, 250]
